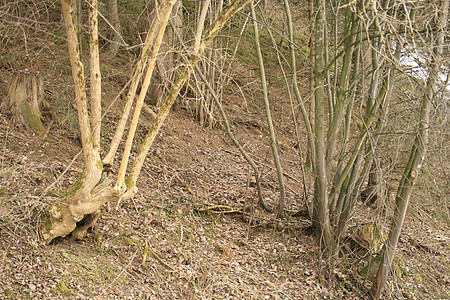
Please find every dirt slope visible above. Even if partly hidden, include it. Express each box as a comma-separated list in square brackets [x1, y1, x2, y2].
[0, 98, 334, 299]
[0, 26, 448, 300]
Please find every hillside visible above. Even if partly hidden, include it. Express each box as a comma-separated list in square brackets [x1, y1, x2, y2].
[0, 0, 449, 299]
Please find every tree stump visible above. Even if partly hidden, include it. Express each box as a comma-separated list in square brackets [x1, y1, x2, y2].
[1, 75, 46, 133]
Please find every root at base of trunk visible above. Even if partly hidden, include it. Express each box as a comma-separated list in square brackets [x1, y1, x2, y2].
[41, 184, 119, 244]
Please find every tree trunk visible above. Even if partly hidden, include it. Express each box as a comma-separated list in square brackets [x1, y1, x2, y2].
[250, 2, 286, 218]
[1, 75, 46, 133]
[149, 0, 183, 107]
[106, 0, 122, 56]
[312, 0, 331, 247]
[371, 0, 448, 298]
[40, 0, 105, 244]
[41, 0, 252, 244]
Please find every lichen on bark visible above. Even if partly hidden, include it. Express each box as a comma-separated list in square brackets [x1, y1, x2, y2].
[21, 101, 44, 133]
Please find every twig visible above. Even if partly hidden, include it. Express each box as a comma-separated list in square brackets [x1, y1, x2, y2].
[41, 149, 82, 196]
[142, 240, 149, 267]
[149, 248, 176, 272]
[238, 238, 265, 259]
[111, 248, 139, 285]
[245, 165, 255, 239]
[217, 245, 232, 266]
[195, 205, 240, 213]
[173, 173, 195, 196]
[143, 103, 157, 118]
[244, 165, 251, 210]
[1, 125, 10, 172]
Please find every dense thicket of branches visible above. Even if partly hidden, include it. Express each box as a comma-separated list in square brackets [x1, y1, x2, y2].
[0, 0, 448, 298]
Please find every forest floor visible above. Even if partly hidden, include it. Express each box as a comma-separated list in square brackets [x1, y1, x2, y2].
[0, 47, 449, 300]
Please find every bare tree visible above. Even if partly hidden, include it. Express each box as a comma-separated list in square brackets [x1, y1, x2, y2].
[250, 1, 286, 218]
[149, 0, 183, 107]
[371, 0, 448, 297]
[41, 0, 252, 243]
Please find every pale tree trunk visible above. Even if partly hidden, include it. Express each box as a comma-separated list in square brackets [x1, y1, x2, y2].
[41, 0, 252, 243]
[205, 0, 224, 129]
[125, 0, 253, 191]
[1, 75, 46, 133]
[41, 0, 176, 243]
[371, 0, 448, 298]
[89, 0, 102, 153]
[106, 0, 122, 56]
[102, 1, 174, 168]
[149, 0, 183, 107]
[41, 0, 105, 243]
[312, 0, 331, 247]
[250, 2, 286, 218]
[191, 0, 226, 128]
[193, 0, 211, 54]
[114, 0, 178, 192]
[194, 0, 211, 126]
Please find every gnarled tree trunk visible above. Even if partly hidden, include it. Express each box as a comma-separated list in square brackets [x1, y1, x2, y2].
[41, 0, 252, 244]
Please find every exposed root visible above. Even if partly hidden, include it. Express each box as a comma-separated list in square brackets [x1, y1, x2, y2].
[41, 181, 119, 244]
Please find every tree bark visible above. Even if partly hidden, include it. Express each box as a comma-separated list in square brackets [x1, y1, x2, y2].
[106, 0, 122, 56]
[312, 0, 331, 247]
[1, 75, 46, 133]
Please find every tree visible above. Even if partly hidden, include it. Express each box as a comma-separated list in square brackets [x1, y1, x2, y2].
[106, 0, 122, 56]
[269, 5, 448, 296]
[148, 0, 183, 107]
[371, 0, 448, 297]
[250, 2, 286, 218]
[41, 0, 252, 243]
